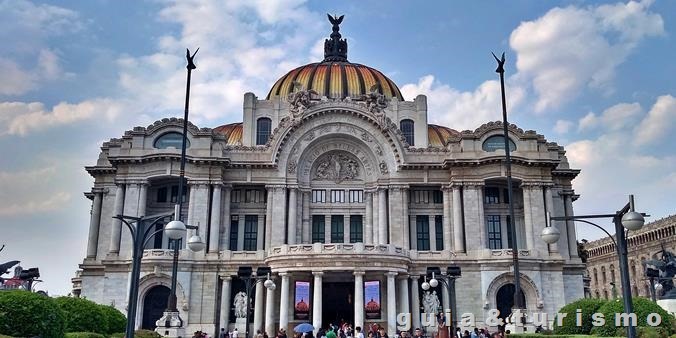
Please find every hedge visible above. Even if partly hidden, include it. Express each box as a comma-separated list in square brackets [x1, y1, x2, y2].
[0, 290, 66, 338]
[98, 304, 126, 334]
[506, 335, 623, 338]
[134, 330, 162, 338]
[54, 296, 108, 334]
[552, 298, 607, 335]
[590, 297, 674, 337]
[64, 333, 106, 338]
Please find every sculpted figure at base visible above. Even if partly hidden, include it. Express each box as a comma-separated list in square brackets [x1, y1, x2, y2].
[233, 291, 249, 318]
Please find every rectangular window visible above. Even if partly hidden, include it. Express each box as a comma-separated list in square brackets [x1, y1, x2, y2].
[243, 215, 258, 251]
[331, 190, 345, 203]
[312, 190, 326, 203]
[349, 190, 363, 203]
[503, 188, 510, 204]
[312, 215, 325, 243]
[245, 189, 264, 203]
[231, 189, 242, 203]
[350, 215, 363, 243]
[170, 185, 187, 203]
[435, 215, 443, 250]
[153, 223, 164, 249]
[157, 187, 167, 203]
[432, 190, 443, 204]
[229, 216, 239, 251]
[484, 187, 500, 204]
[416, 215, 430, 251]
[486, 215, 502, 249]
[506, 215, 513, 249]
[331, 215, 344, 243]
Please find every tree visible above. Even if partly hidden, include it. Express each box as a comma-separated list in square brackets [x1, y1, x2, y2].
[54, 296, 108, 334]
[552, 298, 607, 335]
[0, 290, 66, 338]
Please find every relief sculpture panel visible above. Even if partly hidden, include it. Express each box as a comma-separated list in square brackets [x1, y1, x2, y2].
[313, 152, 360, 183]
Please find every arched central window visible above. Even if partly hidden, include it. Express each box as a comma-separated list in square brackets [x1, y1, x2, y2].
[482, 135, 516, 152]
[400, 119, 414, 146]
[154, 132, 190, 149]
[256, 117, 271, 145]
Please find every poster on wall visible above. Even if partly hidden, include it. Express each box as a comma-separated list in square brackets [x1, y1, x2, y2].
[364, 280, 381, 319]
[294, 281, 311, 320]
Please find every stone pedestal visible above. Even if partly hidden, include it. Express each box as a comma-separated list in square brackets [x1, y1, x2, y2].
[235, 318, 248, 337]
[155, 311, 185, 338]
[657, 299, 676, 317]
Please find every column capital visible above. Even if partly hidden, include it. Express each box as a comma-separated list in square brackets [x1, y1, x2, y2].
[385, 271, 398, 278]
[441, 185, 453, 192]
[409, 275, 420, 280]
[287, 185, 299, 190]
[388, 184, 410, 191]
[91, 187, 107, 194]
[118, 178, 149, 186]
[520, 181, 550, 188]
[220, 275, 233, 281]
[265, 184, 287, 190]
[312, 271, 324, 277]
[461, 180, 485, 188]
[279, 272, 289, 277]
[396, 274, 410, 280]
[353, 270, 365, 276]
[188, 179, 211, 187]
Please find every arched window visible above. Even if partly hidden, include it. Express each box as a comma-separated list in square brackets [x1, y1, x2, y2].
[482, 135, 516, 152]
[154, 132, 190, 149]
[603, 290, 608, 299]
[601, 267, 607, 284]
[593, 268, 598, 285]
[595, 291, 600, 299]
[610, 265, 616, 282]
[256, 117, 272, 145]
[400, 119, 414, 146]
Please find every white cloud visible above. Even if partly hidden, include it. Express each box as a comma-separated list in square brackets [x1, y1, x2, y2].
[510, 0, 664, 112]
[0, 99, 125, 136]
[0, 58, 35, 95]
[554, 120, 573, 134]
[634, 95, 676, 145]
[0, 166, 71, 216]
[400, 75, 526, 131]
[577, 102, 642, 131]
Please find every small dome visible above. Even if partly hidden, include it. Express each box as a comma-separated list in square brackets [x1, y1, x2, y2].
[267, 62, 403, 101]
[266, 14, 403, 101]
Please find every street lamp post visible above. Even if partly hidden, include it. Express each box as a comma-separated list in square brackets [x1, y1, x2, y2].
[421, 267, 461, 337]
[113, 211, 205, 338]
[541, 195, 647, 338]
[237, 267, 276, 338]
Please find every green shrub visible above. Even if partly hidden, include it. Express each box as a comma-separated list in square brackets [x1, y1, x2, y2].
[98, 304, 126, 334]
[590, 297, 674, 337]
[109, 333, 125, 338]
[134, 330, 162, 338]
[0, 290, 66, 338]
[54, 296, 108, 334]
[64, 332, 107, 338]
[552, 298, 607, 335]
[635, 326, 669, 338]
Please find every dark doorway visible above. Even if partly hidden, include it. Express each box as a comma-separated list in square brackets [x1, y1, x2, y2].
[496, 283, 526, 322]
[322, 282, 353, 328]
[142, 285, 170, 329]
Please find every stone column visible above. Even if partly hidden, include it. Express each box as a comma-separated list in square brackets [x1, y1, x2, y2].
[209, 183, 222, 253]
[451, 185, 465, 253]
[271, 186, 287, 246]
[279, 273, 290, 332]
[388, 187, 403, 247]
[325, 215, 332, 243]
[302, 191, 311, 243]
[386, 272, 397, 335]
[365, 192, 373, 244]
[410, 215, 417, 250]
[86, 190, 103, 258]
[138, 183, 148, 216]
[522, 184, 534, 251]
[442, 187, 452, 252]
[378, 188, 388, 245]
[462, 184, 486, 250]
[312, 272, 323, 334]
[564, 194, 579, 258]
[258, 213, 265, 250]
[187, 184, 197, 231]
[288, 188, 297, 245]
[428, 215, 437, 251]
[265, 276, 276, 335]
[411, 276, 421, 329]
[223, 186, 232, 250]
[253, 280, 264, 333]
[265, 186, 274, 249]
[544, 186, 559, 254]
[344, 214, 351, 243]
[373, 192, 379, 243]
[402, 188, 410, 249]
[441, 277, 450, 312]
[109, 183, 125, 254]
[397, 276, 410, 317]
[219, 276, 232, 331]
[354, 271, 365, 330]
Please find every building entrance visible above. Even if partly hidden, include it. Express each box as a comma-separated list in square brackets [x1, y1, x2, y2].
[322, 282, 354, 328]
[142, 285, 170, 329]
[495, 283, 526, 323]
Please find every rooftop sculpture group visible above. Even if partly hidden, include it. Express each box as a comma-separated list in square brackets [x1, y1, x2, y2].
[645, 243, 676, 299]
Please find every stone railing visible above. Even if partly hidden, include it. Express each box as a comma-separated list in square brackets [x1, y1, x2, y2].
[268, 243, 409, 257]
[408, 250, 457, 260]
[490, 249, 530, 257]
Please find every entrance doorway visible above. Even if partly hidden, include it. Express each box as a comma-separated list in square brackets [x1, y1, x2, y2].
[495, 283, 526, 322]
[322, 282, 354, 328]
[142, 285, 170, 329]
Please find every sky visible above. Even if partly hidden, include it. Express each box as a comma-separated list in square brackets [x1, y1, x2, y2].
[0, 0, 674, 296]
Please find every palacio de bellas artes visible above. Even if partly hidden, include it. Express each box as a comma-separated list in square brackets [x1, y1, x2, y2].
[74, 13, 596, 337]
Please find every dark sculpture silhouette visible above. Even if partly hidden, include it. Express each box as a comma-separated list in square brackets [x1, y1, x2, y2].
[644, 242, 676, 299]
[186, 48, 199, 70]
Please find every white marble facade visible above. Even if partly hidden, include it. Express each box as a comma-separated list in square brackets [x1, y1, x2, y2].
[74, 18, 585, 337]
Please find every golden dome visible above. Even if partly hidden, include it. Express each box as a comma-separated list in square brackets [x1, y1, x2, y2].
[266, 14, 403, 101]
[267, 62, 404, 101]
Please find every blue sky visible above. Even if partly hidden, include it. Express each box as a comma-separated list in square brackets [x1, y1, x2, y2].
[0, 0, 674, 295]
